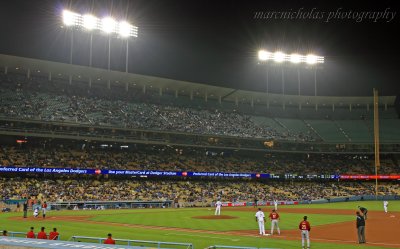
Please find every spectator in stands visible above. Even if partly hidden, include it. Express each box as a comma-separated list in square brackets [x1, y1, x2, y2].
[49, 228, 59, 240]
[37, 227, 47, 239]
[26, 227, 35, 239]
[104, 233, 116, 244]
[2, 230, 7, 236]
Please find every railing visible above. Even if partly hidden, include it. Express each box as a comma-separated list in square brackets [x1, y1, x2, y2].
[70, 236, 193, 249]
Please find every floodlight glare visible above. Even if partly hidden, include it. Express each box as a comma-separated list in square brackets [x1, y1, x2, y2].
[258, 50, 271, 61]
[290, 54, 301, 64]
[273, 52, 285, 63]
[306, 54, 317, 64]
[62, 10, 138, 38]
[101, 17, 116, 34]
[83, 14, 98, 30]
[258, 49, 324, 65]
[119, 21, 132, 37]
[63, 10, 79, 26]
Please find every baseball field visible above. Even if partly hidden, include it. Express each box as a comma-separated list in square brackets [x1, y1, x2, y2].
[1, 200, 399, 249]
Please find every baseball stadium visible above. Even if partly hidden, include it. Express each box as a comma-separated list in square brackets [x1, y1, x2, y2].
[1, 1, 400, 249]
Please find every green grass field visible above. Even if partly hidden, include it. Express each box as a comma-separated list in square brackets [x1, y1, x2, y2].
[1, 200, 399, 249]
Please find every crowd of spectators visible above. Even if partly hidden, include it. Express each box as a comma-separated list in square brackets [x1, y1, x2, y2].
[1, 144, 399, 175]
[0, 73, 314, 141]
[1, 177, 399, 205]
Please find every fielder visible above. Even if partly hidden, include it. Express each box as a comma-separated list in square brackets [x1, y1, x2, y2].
[255, 208, 266, 235]
[383, 201, 388, 213]
[274, 200, 278, 210]
[269, 209, 280, 235]
[215, 200, 222, 215]
[299, 216, 311, 249]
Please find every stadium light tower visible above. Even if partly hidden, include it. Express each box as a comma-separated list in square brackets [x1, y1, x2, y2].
[61, 9, 138, 74]
[258, 50, 324, 97]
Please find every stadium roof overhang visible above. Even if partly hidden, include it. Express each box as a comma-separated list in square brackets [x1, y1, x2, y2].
[0, 54, 395, 107]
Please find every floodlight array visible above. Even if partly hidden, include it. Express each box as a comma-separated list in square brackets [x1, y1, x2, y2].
[258, 50, 324, 64]
[62, 10, 138, 38]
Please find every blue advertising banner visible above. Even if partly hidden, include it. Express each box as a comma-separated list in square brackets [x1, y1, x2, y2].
[1, 166, 341, 180]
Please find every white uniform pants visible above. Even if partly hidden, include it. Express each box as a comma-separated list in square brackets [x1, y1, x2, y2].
[258, 220, 265, 235]
[301, 230, 310, 248]
[271, 220, 280, 235]
[384, 206, 388, 213]
[215, 206, 221, 215]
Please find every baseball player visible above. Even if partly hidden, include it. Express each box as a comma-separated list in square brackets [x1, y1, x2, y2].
[255, 208, 266, 235]
[269, 209, 280, 235]
[383, 201, 388, 213]
[42, 201, 47, 219]
[358, 206, 368, 220]
[33, 207, 39, 218]
[274, 200, 278, 210]
[215, 200, 222, 215]
[299, 216, 311, 249]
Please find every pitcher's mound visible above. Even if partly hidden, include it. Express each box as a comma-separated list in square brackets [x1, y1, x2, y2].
[192, 215, 238, 220]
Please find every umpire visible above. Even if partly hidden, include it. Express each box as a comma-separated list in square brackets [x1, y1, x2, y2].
[356, 211, 366, 244]
[23, 200, 28, 218]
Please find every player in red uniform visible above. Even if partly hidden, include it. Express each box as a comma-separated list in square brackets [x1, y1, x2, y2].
[48, 228, 59, 240]
[42, 201, 48, 219]
[104, 233, 116, 244]
[268, 209, 280, 235]
[26, 227, 35, 239]
[37, 227, 47, 239]
[299, 216, 311, 249]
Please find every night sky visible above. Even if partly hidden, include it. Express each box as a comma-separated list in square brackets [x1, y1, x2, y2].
[0, 0, 399, 96]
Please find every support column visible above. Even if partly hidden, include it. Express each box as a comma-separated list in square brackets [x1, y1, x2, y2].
[4, 66, 8, 74]
[48, 72, 52, 81]
[27, 68, 31, 79]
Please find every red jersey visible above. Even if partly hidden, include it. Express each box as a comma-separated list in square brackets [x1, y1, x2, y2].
[269, 212, 280, 220]
[26, 231, 35, 239]
[49, 231, 59, 240]
[299, 221, 311, 231]
[37, 231, 47, 239]
[104, 238, 116, 244]
[42, 203, 47, 209]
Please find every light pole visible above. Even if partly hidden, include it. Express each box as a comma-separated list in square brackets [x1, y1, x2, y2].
[62, 9, 138, 74]
[258, 50, 324, 97]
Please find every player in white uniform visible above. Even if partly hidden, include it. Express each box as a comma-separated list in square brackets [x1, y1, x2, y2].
[383, 201, 388, 213]
[33, 207, 39, 218]
[255, 208, 266, 235]
[215, 200, 222, 215]
[274, 200, 278, 210]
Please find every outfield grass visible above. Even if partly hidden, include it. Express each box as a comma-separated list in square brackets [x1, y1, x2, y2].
[0, 200, 399, 249]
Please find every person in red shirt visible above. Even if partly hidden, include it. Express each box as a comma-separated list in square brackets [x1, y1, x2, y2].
[104, 233, 116, 244]
[2, 230, 7, 236]
[26, 227, 35, 239]
[42, 201, 48, 219]
[37, 227, 47, 239]
[299, 216, 311, 249]
[48, 228, 59, 240]
[268, 209, 280, 235]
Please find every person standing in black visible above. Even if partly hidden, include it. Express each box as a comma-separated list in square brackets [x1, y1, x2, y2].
[23, 200, 28, 218]
[356, 211, 366, 244]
